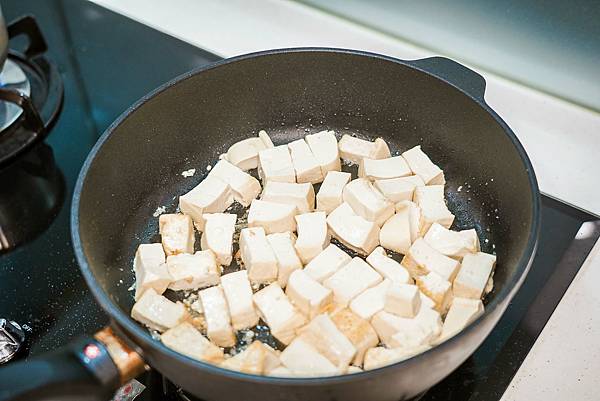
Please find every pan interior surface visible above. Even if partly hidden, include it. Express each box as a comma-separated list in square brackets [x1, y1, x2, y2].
[75, 50, 536, 377]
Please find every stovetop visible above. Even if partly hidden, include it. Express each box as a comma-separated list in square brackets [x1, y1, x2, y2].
[0, 1, 598, 401]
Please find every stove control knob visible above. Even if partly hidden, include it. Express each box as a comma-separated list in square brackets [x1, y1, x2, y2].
[0, 318, 25, 364]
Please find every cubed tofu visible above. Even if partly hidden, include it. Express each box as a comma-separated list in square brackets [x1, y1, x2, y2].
[262, 342, 282, 372]
[161, 322, 224, 363]
[248, 199, 297, 234]
[305, 130, 341, 176]
[326, 202, 380, 255]
[379, 212, 412, 256]
[299, 314, 356, 370]
[358, 156, 412, 180]
[303, 243, 352, 283]
[131, 288, 188, 332]
[224, 131, 273, 171]
[280, 338, 339, 376]
[338, 135, 391, 164]
[371, 307, 442, 347]
[221, 340, 267, 374]
[220, 270, 259, 330]
[453, 252, 496, 299]
[330, 308, 379, 366]
[440, 297, 484, 341]
[366, 247, 411, 284]
[199, 285, 236, 347]
[133, 243, 171, 300]
[201, 213, 236, 265]
[423, 223, 480, 259]
[208, 159, 262, 207]
[259, 130, 275, 148]
[347, 366, 363, 374]
[374, 175, 425, 203]
[363, 345, 430, 370]
[401, 145, 445, 185]
[286, 270, 333, 319]
[402, 238, 461, 281]
[268, 366, 293, 377]
[316, 171, 352, 214]
[239, 227, 279, 284]
[395, 200, 424, 243]
[288, 139, 323, 184]
[415, 272, 453, 313]
[266, 232, 303, 288]
[324, 257, 383, 306]
[158, 214, 195, 256]
[258, 146, 295, 183]
[349, 279, 392, 320]
[261, 181, 315, 213]
[253, 283, 306, 345]
[420, 291, 436, 310]
[179, 175, 234, 231]
[295, 212, 330, 264]
[166, 251, 220, 291]
[385, 283, 421, 318]
[414, 185, 455, 232]
[343, 178, 394, 227]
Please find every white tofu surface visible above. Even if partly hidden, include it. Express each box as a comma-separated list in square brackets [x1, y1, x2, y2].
[248, 199, 297, 234]
[371, 307, 442, 347]
[374, 175, 425, 203]
[303, 243, 352, 283]
[158, 213, 195, 256]
[415, 272, 453, 313]
[258, 130, 275, 148]
[166, 251, 220, 291]
[208, 159, 262, 207]
[401, 145, 445, 185]
[379, 211, 412, 255]
[440, 297, 484, 341]
[349, 279, 392, 320]
[363, 345, 430, 370]
[261, 181, 315, 213]
[258, 145, 296, 183]
[201, 213, 236, 265]
[330, 308, 379, 366]
[199, 285, 236, 347]
[366, 247, 411, 284]
[253, 283, 306, 345]
[359, 156, 412, 180]
[288, 138, 323, 184]
[179, 175, 234, 231]
[402, 238, 461, 281]
[224, 131, 273, 171]
[343, 178, 394, 227]
[385, 283, 421, 318]
[221, 340, 268, 374]
[280, 338, 339, 376]
[338, 135, 391, 164]
[266, 232, 303, 288]
[131, 288, 188, 332]
[316, 170, 351, 214]
[286, 270, 333, 319]
[220, 270, 259, 330]
[294, 211, 330, 264]
[161, 322, 224, 364]
[299, 314, 356, 370]
[423, 223, 480, 259]
[305, 130, 341, 176]
[133, 243, 170, 300]
[395, 200, 424, 243]
[326, 202, 380, 255]
[453, 252, 496, 299]
[414, 185, 455, 232]
[239, 227, 279, 284]
[324, 257, 383, 306]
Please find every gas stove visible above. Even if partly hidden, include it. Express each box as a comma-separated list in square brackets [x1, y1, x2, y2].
[0, 1, 598, 401]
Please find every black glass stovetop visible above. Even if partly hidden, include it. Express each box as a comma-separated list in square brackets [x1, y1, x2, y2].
[1, 1, 599, 401]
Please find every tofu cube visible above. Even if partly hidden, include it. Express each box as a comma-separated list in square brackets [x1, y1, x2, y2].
[166, 251, 220, 291]
[423, 223, 480, 259]
[258, 129, 275, 148]
[395, 200, 424, 243]
[161, 322, 224, 364]
[401, 145, 445, 185]
[224, 131, 273, 171]
[133, 243, 170, 300]
[220, 270, 259, 330]
[179, 175, 234, 231]
[343, 178, 394, 227]
[286, 270, 333, 319]
[288, 138, 323, 184]
[385, 283, 421, 318]
[324, 257, 382, 306]
[379, 212, 411, 255]
[239, 227, 279, 284]
[258, 145, 295, 183]
[158, 213, 195, 256]
[268, 366, 294, 377]
[358, 156, 412, 180]
[338, 135, 391, 164]
[298, 314, 356, 370]
[261, 181, 315, 213]
[374, 175, 425, 203]
[294, 211, 330, 264]
[414, 185, 455, 232]
[420, 291, 436, 310]
[453, 252, 496, 299]
[221, 340, 268, 374]
[199, 285, 236, 347]
[326, 202, 380, 255]
[415, 272, 453, 313]
[440, 297, 484, 341]
[349, 279, 392, 320]
[347, 366, 363, 374]
[253, 283, 306, 345]
[366, 247, 411, 284]
[280, 338, 339, 376]
[266, 232, 303, 288]
[305, 130, 341, 176]
[330, 308, 379, 366]
[316, 171, 351, 214]
[303, 243, 352, 282]
[363, 345, 430, 370]
[208, 159, 262, 206]
[402, 238, 461, 281]
[248, 199, 297, 234]
[201, 213, 236, 265]
[371, 307, 442, 347]
[131, 288, 188, 332]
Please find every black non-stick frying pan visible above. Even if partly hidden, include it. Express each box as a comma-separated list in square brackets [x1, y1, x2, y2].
[0, 48, 540, 401]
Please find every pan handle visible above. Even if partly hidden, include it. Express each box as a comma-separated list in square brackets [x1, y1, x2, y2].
[408, 57, 486, 101]
[0, 327, 145, 401]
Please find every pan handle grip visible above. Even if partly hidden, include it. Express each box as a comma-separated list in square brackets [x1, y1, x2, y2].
[408, 57, 486, 101]
[0, 327, 145, 401]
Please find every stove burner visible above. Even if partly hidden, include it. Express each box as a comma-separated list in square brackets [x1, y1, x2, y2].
[0, 319, 25, 364]
[0, 58, 31, 131]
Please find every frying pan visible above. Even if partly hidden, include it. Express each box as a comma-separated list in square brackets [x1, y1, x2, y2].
[0, 48, 540, 401]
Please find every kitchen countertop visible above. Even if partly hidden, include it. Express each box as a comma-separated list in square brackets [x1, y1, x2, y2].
[91, 1, 600, 399]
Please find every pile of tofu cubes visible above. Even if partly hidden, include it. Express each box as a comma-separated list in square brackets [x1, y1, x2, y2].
[130, 129, 497, 376]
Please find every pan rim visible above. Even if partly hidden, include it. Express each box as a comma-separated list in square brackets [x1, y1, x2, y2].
[71, 47, 541, 385]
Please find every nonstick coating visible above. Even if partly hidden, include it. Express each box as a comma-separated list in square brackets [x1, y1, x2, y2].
[73, 49, 540, 401]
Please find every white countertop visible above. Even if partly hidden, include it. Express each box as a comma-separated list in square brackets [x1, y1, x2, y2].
[92, 0, 600, 398]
